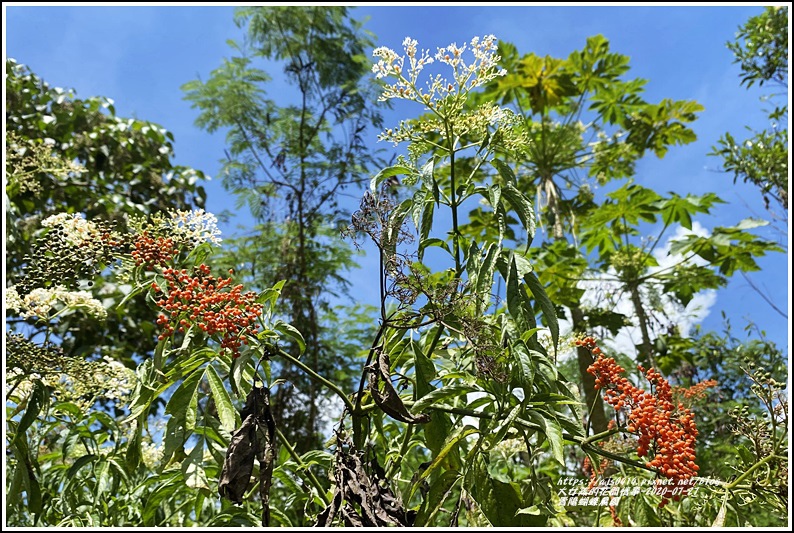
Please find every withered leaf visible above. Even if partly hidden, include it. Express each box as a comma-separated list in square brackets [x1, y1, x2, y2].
[368, 348, 430, 425]
[218, 383, 278, 529]
[314, 437, 414, 527]
[218, 414, 257, 504]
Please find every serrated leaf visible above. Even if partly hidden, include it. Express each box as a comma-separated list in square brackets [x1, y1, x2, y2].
[511, 341, 535, 393]
[409, 426, 478, 500]
[166, 367, 204, 434]
[491, 159, 517, 185]
[370, 165, 414, 193]
[12, 379, 48, 448]
[383, 198, 413, 258]
[501, 182, 535, 245]
[206, 365, 238, 432]
[183, 438, 210, 490]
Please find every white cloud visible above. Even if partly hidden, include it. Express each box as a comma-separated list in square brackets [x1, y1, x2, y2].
[557, 222, 717, 361]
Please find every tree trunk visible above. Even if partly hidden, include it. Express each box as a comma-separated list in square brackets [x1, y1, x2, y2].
[571, 307, 609, 434]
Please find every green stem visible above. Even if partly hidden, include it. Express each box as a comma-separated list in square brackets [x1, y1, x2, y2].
[580, 442, 656, 473]
[275, 428, 330, 506]
[583, 426, 621, 446]
[276, 347, 355, 414]
[725, 454, 784, 490]
[446, 124, 461, 275]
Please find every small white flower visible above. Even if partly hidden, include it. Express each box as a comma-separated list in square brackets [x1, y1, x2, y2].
[41, 212, 101, 247]
[5, 287, 24, 313]
[167, 209, 222, 246]
[20, 286, 107, 320]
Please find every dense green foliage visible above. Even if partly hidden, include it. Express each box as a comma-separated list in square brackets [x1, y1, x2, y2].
[182, 7, 384, 451]
[4, 7, 788, 528]
[711, 6, 788, 218]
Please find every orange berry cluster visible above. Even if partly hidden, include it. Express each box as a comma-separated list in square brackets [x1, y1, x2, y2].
[578, 336, 701, 507]
[154, 264, 262, 358]
[674, 379, 718, 403]
[132, 232, 178, 269]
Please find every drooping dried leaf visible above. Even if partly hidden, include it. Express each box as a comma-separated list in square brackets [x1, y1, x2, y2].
[315, 436, 414, 527]
[218, 383, 278, 528]
[218, 415, 257, 504]
[368, 348, 430, 425]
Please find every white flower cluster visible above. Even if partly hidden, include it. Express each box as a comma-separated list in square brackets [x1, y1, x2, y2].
[371, 35, 507, 105]
[378, 102, 521, 149]
[96, 355, 135, 401]
[41, 212, 102, 247]
[167, 209, 222, 246]
[5, 287, 25, 314]
[6, 285, 107, 320]
[141, 440, 165, 469]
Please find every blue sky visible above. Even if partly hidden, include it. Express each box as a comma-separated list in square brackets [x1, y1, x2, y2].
[4, 4, 790, 352]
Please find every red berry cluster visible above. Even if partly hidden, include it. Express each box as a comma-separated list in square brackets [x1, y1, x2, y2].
[578, 336, 703, 507]
[154, 264, 262, 357]
[132, 232, 178, 269]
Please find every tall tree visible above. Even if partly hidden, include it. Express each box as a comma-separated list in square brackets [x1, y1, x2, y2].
[711, 6, 788, 221]
[466, 36, 704, 433]
[5, 58, 208, 367]
[182, 6, 383, 451]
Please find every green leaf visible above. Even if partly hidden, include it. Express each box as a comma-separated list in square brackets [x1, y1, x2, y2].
[126, 416, 143, 471]
[274, 321, 305, 355]
[491, 159, 517, 185]
[524, 271, 559, 357]
[527, 410, 565, 466]
[166, 366, 204, 434]
[411, 384, 480, 413]
[12, 379, 48, 448]
[206, 365, 239, 432]
[383, 198, 413, 258]
[511, 341, 535, 393]
[413, 336, 458, 468]
[230, 350, 255, 400]
[419, 237, 450, 256]
[486, 401, 524, 449]
[414, 469, 461, 526]
[370, 165, 414, 193]
[417, 197, 436, 262]
[183, 438, 210, 490]
[501, 182, 536, 245]
[466, 456, 543, 526]
[475, 243, 500, 314]
[409, 426, 478, 501]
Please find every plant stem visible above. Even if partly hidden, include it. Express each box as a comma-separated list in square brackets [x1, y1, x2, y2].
[445, 123, 462, 275]
[276, 347, 355, 414]
[275, 428, 330, 506]
[725, 453, 784, 490]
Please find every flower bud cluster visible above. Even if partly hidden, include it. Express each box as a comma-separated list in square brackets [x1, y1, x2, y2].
[14, 214, 124, 296]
